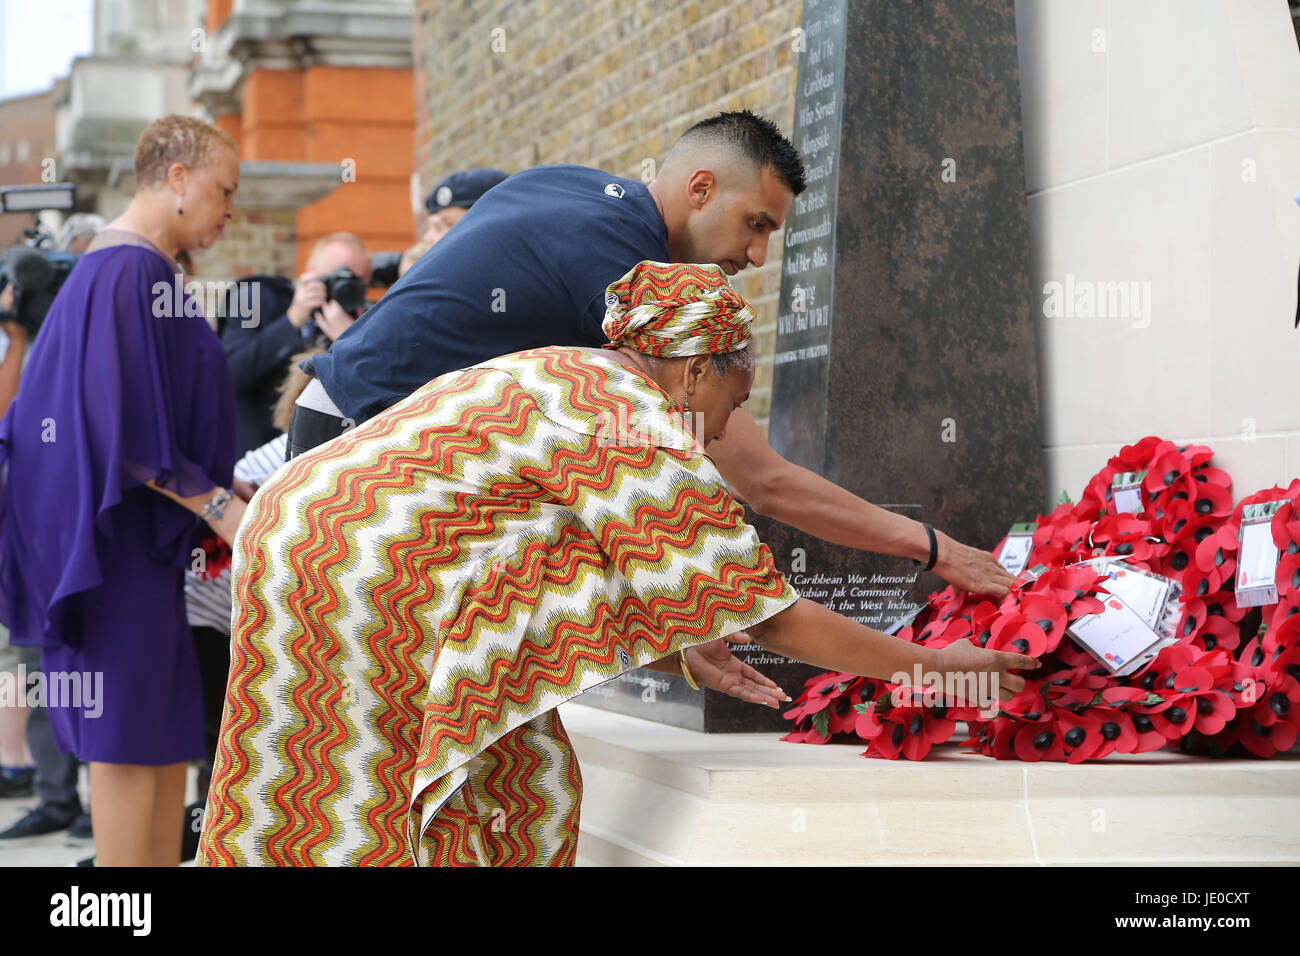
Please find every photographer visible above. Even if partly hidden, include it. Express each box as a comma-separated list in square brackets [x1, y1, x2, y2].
[221, 232, 371, 456]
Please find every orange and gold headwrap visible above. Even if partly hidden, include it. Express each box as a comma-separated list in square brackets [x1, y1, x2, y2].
[601, 261, 755, 358]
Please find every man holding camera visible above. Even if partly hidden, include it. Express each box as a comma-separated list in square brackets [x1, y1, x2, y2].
[222, 232, 372, 457]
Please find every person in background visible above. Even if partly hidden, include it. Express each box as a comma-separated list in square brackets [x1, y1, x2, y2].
[55, 214, 107, 256]
[285, 171, 508, 459]
[420, 168, 509, 248]
[0, 114, 245, 866]
[397, 241, 430, 279]
[221, 232, 371, 457]
[179, 343, 322, 861]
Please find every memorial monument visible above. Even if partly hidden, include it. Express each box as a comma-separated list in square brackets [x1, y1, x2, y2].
[579, 0, 1045, 731]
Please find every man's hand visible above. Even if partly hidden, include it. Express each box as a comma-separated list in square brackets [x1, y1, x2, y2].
[315, 300, 356, 341]
[286, 272, 326, 328]
[708, 412, 1012, 602]
[684, 634, 789, 709]
[932, 528, 1014, 600]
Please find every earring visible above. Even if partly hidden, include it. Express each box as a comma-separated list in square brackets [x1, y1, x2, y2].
[177, 193, 184, 215]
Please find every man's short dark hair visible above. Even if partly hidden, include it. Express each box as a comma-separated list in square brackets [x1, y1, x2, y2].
[678, 110, 806, 196]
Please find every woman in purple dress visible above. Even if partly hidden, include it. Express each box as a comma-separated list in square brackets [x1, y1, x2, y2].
[0, 115, 247, 866]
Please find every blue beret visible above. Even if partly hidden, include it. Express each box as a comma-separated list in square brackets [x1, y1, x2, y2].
[424, 168, 510, 214]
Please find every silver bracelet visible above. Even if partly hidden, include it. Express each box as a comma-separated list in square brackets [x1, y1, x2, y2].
[201, 487, 234, 523]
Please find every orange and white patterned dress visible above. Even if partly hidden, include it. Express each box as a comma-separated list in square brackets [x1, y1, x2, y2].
[198, 347, 797, 866]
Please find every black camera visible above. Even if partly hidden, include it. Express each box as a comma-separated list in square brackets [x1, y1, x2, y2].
[0, 183, 79, 338]
[319, 267, 368, 317]
[0, 247, 76, 338]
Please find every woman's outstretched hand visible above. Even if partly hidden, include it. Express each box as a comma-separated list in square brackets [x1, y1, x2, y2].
[685, 634, 790, 709]
[932, 637, 1039, 709]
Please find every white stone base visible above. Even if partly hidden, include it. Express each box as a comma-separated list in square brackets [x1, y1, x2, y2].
[559, 702, 1300, 866]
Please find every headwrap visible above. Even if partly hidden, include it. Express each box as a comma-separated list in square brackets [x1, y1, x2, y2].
[601, 260, 755, 358]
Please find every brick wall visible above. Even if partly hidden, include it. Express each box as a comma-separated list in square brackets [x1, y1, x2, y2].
[203, 4, 416, 276]
[412, 0, 803, 430]
[188, 207, 298, 284]
[0, 89, 60, 247]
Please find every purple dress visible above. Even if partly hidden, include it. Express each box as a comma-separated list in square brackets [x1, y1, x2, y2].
[0, 230, 235, 765]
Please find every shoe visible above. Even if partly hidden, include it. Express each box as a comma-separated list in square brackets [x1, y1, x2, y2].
[66, 811, 93, 843]
[0, 768, 35, 799]
[0, 806, 75, 846]
[68, 855, 94, 867]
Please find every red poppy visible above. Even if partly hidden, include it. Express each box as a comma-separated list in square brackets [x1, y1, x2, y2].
[1277, 552, 1300, 598]
[1203, 592, 1250, 624]
[195, 534, 232, 581]
[828, 682, 868, 736]
[1192, 614, 1242, 654]
[1235, 671, 1300, 758]
[1192, 527, 1237, 597]
[1144, 449, 1192, 497]
[860, 703, 958, 760]
[988, 612, 1049, 657]
[1144, 671, 1207, 741]
[1085, 707, 1139, 757]
[1181, 559, 1228, 600]
[1056, 708, 1108, 763]
[1159, 511, 1218, 576]
[1188, 479, 1234, 519]
[780, 725, 832, 745]
[1117, 436, 1174, 471]
[1127, 707, 1175, 752]
[1011, 719, 1067, 762]
[782, 671, 857, 725]
[1269, 648, 1300, 696]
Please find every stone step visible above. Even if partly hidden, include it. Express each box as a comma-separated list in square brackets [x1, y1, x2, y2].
[558, 702, 1300, 866]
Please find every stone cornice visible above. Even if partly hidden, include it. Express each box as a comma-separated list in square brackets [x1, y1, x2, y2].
[189, 0, 414, 114]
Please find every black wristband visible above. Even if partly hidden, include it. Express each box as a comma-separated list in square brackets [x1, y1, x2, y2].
[914, 522, 938, 572]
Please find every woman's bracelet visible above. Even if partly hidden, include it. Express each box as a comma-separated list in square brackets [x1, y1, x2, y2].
[913, 521, 938, 572]
[201, 487, 234, 523]
[679, 648, 701, 690]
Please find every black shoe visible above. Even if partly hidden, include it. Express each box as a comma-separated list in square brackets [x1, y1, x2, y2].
[66, 811, 93, 843]
[0, 806, 75, 845]
[0, 769, 35, 799]
[69, 854, 94, 867]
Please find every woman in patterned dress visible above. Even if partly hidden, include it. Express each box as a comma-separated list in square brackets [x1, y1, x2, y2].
[198, 261, 1035, 867]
